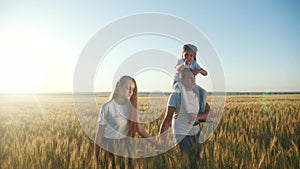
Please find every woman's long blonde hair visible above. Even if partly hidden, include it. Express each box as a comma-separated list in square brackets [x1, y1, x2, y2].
[111, 76, 138, 137]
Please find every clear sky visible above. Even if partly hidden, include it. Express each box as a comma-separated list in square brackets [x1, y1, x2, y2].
[0, 0, 299, 93]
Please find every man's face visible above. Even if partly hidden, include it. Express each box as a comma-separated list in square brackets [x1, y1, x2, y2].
[180, 71, 196, 90]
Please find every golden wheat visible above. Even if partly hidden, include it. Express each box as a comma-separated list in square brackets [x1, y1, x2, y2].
[0, 94, 299, 168]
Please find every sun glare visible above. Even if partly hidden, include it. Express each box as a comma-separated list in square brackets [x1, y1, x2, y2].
[0, 30, 46, 93]
[1, 52, 46, 93]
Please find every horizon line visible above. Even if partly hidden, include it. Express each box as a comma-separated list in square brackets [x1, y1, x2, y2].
[1, 91, 300, 95]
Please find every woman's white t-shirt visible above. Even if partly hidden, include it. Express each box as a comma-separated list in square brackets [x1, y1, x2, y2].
[98, 99, 129, 139]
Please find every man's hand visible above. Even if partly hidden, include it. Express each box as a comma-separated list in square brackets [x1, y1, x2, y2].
[188, 113, 197, 123]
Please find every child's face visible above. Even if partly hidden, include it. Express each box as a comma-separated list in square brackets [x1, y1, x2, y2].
[182, 50, 196, 65]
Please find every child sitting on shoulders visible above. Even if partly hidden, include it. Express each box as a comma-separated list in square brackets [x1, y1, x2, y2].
[173, 44, 210, 125]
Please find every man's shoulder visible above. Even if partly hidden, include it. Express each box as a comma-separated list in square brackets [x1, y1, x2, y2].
[168, 92, 181, 107]
[169, 91, 180, 98]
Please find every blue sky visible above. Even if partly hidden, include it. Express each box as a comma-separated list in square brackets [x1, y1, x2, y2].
[0, 1, 299, 93]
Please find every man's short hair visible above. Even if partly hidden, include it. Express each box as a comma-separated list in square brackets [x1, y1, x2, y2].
[179, 68, 193, 79]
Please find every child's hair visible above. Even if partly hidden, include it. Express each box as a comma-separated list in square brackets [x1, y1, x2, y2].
[182, 44, 198, 60]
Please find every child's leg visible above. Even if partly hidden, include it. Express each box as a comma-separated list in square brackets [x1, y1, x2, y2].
[197, 85, 207, 113]
[173, 81, 180, 93]
[173, 82, 190, 114]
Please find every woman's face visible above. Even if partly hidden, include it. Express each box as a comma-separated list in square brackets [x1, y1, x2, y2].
[118, 79, 135, 100]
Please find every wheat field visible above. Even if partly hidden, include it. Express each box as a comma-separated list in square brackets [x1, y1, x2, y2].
[0, 93, 299, 169]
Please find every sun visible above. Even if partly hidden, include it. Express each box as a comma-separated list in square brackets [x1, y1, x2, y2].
[0, 49, 46, 93]
[1, 52, 46, 93]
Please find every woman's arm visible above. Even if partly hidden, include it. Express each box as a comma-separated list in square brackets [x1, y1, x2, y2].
[137, 123, 156, 145]
[94, 124, 106, 166]
[137, 123, 151, 138]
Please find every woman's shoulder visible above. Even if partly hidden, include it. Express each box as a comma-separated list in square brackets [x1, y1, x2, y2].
[101, 100, 114, 109]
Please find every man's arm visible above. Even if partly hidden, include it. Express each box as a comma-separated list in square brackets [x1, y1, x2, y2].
[196, 112, 209, 121]
[159, 106, 176, 134]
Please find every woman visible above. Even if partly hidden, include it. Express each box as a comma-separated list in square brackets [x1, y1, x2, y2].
[94, 75, 155, 168]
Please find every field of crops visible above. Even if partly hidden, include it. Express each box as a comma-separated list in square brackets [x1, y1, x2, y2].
[0, 93, 299, 169]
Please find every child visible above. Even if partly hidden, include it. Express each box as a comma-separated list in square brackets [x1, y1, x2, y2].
[173, 44, 210, 125]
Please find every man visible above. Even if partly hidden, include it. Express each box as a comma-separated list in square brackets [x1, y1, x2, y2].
[160, 68, 211, 168]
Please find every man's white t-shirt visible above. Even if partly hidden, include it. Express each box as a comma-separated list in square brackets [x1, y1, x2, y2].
[168, 91, 200, 135]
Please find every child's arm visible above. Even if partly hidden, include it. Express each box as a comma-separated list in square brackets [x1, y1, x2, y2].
[175, 59, 191, 71]
[175, 62, 185, 71]
[191, 61, 208, 76]
[192, 68, 208, 76]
